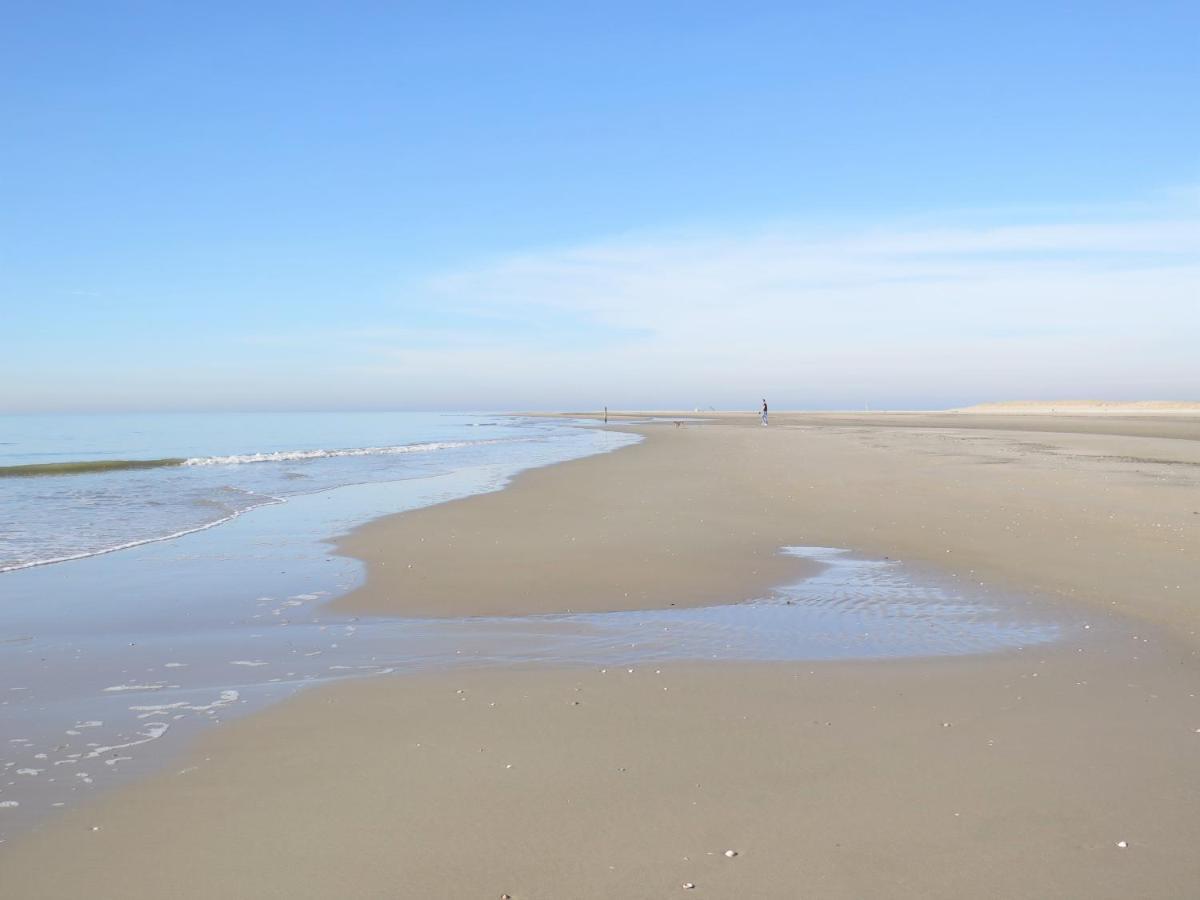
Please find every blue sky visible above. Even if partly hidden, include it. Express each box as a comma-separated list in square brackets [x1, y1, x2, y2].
[2, 1, 1197, 411]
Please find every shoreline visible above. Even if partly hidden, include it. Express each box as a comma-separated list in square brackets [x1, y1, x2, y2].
[331, 424, 823, 618]
[3, 412, 1198, 897]
[0, 421, 641, 840]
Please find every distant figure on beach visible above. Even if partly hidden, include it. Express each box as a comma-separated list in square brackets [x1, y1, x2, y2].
[604, 406, 608, 424]
[761, 398, 769, 426]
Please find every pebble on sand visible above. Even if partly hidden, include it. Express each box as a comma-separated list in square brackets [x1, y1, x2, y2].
[724, 849, 738, 858]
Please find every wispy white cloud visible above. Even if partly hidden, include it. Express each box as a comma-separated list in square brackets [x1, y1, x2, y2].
[16, 206, 1195, 412]
[368, 213, 1198, 407]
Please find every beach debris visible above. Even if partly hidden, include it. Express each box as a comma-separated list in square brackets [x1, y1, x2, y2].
[1116, 840, 1128, 849]
[724, 849, 738, 858]
[682, 883, 696, 890]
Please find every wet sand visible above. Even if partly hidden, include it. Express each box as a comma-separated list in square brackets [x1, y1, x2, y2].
[3, 412, 1198, 897]
[336, 412, 1200, 642]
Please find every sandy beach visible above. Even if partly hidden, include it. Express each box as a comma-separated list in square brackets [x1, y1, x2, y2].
[3, 411, 1198, 898]
[335, 411, 1200, 636]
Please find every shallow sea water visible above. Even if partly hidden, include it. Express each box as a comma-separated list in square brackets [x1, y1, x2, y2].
[0, 412, 604, 571]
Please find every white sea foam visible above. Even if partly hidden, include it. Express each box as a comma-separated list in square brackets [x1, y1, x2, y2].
[182, 440, 486, 466]
[130, 702, 189, 718]
[185, 690, 239, 713]
[103, 684, 167, 693]
[84, 722, 170, 759]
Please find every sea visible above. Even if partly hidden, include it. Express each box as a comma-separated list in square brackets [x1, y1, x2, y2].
[0, 411, 630, 572]
[0, 411, 1071, 841]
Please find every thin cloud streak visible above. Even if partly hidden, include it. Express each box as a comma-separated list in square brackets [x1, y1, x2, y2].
[392, 214, 1199, 407]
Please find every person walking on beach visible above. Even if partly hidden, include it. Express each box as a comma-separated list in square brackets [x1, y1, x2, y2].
[761, 398, 769, 426]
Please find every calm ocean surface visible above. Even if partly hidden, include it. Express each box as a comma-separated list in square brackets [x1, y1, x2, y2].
[0, 412, 615, 572]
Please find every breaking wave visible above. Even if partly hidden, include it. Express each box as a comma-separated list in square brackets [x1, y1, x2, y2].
[0, 439, 511, 477]
[0, 458, 184, 477]
[182, 440, 481, 466]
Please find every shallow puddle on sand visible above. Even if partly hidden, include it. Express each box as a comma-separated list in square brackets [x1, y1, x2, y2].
[0, 545, 1071, 840]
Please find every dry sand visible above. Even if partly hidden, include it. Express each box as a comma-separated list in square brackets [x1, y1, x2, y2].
[3, 413, 1198, 898]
